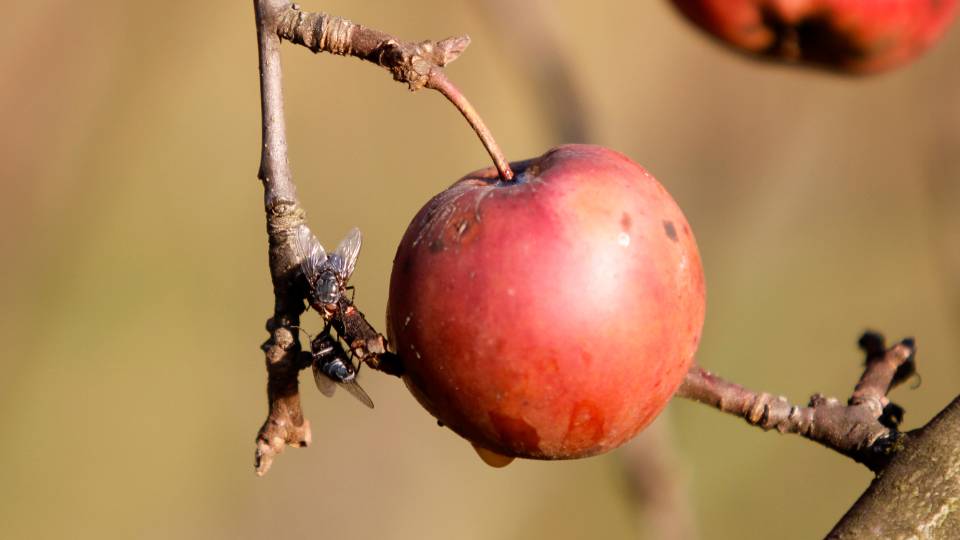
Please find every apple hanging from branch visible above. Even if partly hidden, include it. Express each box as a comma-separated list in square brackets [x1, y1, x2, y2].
[252, 3, 708, 470]
[387, 144, 706, 463]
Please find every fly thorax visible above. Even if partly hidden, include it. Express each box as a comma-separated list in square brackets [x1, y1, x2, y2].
[317, 272, 340, 304]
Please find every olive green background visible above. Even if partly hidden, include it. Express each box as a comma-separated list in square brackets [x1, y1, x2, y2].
[2, 1, 958, 539]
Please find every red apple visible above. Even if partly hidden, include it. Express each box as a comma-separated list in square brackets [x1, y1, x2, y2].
[670, 0, 958, 73]
[387, 145, 706, 460]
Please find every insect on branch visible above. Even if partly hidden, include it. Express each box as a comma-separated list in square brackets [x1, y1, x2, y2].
[252, 0, 407, 476]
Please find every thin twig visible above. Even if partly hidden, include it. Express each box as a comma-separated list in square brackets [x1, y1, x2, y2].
[275, 4, 513, 181]
[253, 0, 311, 477]
[677, 331, 917, 471]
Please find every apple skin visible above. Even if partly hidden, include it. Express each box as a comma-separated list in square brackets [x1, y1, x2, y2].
[670, 0, 958, 74]
[387, 145, 706, 459]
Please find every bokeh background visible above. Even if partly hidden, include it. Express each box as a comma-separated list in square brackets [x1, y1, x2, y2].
[2, 1, 958, 539]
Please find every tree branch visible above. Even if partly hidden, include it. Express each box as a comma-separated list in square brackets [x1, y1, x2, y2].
[253, 0, 310, 477]
[828, 395, 960, 538]
[251, 1, 506, 476]
[677, 332, 916, 471]
[275, 6, 468, 90]
[274, 4, 513, 181]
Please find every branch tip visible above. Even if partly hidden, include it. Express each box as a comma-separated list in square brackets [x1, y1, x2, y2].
[680, 331, 919, 470]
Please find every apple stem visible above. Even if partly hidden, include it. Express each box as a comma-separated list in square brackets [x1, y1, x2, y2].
[427, 70, 514, 182]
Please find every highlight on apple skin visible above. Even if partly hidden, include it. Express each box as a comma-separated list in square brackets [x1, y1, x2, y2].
[387, 144, 706, 461]
[670, 0, 959, 74]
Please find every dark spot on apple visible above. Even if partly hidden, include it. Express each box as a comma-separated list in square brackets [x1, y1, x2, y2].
[442, 213, 482, 247]
[620, 212, 632, 231]
[489, 411, 541, 454]
[563, 401, 605, 450]
[429, 238, 445, 253]
[663, 220, 678, 242]
[511, 161, 542, 185]
[759, 7, 873, 66]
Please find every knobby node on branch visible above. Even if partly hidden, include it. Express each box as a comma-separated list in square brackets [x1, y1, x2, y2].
[677, 331, 916, 471]
[275, 4, 513, 180]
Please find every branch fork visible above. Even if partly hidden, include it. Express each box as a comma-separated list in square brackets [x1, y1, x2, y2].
[678, 331, 917, 471]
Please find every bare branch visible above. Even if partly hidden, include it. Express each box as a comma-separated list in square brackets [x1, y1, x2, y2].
[252, 0, 310, 477]
[252, 1, 474, 475]
[677, 332, 917, 471]
[829, 395, 960, 538]
[274, 4, 513, 181]
[276, 7, 469, 90]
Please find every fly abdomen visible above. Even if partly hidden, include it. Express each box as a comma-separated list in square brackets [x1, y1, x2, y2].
[320, 357, 355, 382]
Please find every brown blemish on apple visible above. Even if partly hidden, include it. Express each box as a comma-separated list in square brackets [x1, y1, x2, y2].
[489, 411, 541, 454]
[564, 401, 605, 450]
[620, 212, 632, 231]
[758, 7, 876, 65]
[663, 220, 678, 242]
[443, 213, 482, 247]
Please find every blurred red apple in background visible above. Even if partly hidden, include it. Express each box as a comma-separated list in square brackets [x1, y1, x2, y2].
[387, 145, 705, 460]
[670, 0, 958, 73]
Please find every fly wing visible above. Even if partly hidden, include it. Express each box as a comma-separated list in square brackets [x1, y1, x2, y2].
[312, 361, 336, 398]
[331, 227, 362, 281]
[293, 224, 328, 284]
[339, 380, 375, 409]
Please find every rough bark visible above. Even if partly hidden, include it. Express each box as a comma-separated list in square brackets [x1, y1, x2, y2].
[828, 396, 960, 539]
[253, 0, 310, 477]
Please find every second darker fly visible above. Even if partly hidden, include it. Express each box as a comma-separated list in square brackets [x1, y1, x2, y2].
[308, 331, 375, 409]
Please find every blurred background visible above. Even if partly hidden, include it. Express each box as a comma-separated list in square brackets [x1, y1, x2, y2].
[2, 1, 958, 538]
